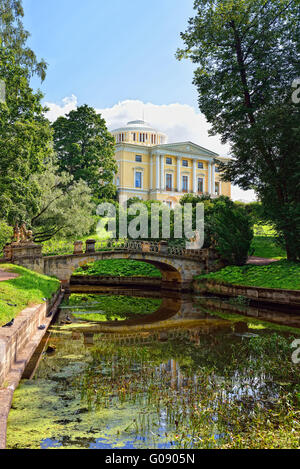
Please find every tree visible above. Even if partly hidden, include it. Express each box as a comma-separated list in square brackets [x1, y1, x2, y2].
[52, 105, 117, 201]
[177, 0, 300, 260]
[30, 158, 95, 242]
[0, 0, 47, 80]
[0, 49, 52, 225]
[0, 220, 13, 251]
[180, 194, 253, 265]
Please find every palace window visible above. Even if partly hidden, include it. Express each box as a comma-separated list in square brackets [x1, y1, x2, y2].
[182, 160, 188, 167]
[166, 174, 172, 191]
[182, 176, 188, 192]
[198, 178, 204, 194]
[198, 162, 204, 169]
[116, 177, 120, 186]
[135, 171, 142, 189]
[166, 157, 172, 165]
[215, 166, 220, 173]
[135, 155, 142, 162]
[133, 133, 136, 142]
[215, 182, 220, 195]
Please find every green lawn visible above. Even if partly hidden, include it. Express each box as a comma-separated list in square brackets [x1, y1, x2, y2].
[196, 260, 300, 290]
[0, 264, 60, 327]
[73, 259, 162, 278]
[251, 236, 286, 259]
[41, 232, 109, 256]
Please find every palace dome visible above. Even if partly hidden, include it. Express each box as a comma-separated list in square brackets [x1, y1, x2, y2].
[111, 120, 167, 146]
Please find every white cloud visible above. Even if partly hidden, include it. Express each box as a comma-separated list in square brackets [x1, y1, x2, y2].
[44, 94, 78, 121]
[97, 99, 231, 156]
[44, 97, 256, 202]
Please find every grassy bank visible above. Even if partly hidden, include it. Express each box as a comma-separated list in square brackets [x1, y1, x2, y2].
[73, 259, 162, 278]
[195, 260, 300, 291]
[0, 264, 60, 327]
[251, 236, 286, 259]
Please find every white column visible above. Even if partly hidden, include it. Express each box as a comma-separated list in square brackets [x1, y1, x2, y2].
[208, 163, 212, 194]
[156, 154, 160, 190]
[150, 154, 153, 191]
[177, 157, 181, 192]
[160, 155, 165, 191]
[211, 163, 215, 195]
[193, 160, 197, 194]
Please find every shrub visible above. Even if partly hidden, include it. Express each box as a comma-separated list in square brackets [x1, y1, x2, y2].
[181, 195, 253, 266]
[0, 220, 13, 252]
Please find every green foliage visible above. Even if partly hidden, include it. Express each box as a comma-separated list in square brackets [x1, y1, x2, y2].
[236, 202, 267, 226]
[0, 0, 47, 80]
[181, 195, 253, 265]
[0, 264, 59, 326]
[253, 224, 277, 237]
[29, 158, 95, 242]
[73, 259, 162, 278]
[178, 0, 300, 260]
[52, 105, 117, 201]
[0, 219, 13, 251]
[209, 199, 253, 265]
[197, 260, 300, 290]
[0, 49, 52, 225]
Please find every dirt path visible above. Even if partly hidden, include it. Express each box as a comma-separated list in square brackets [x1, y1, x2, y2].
[0, 269, 19, 282]
[247, 256, 279, 266]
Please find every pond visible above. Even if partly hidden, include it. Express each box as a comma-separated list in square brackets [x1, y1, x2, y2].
[6, 288, 300, 449]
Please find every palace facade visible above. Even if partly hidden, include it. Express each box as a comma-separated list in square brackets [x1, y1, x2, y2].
[111, 120, 231, 207]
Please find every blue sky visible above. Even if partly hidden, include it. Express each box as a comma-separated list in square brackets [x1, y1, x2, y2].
[22, 0, 256, 202]
[23, 0, 197, 108]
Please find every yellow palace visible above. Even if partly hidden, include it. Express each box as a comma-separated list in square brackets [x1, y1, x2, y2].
[111, 120, 231, 207]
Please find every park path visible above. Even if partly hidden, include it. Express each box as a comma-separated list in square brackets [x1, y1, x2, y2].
[0, 269, 19, 282]
[247, 256, 279, 266]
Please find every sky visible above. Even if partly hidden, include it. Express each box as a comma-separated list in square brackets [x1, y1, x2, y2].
[23, 0, 256, 202]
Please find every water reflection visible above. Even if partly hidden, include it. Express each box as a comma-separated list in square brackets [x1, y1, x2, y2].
[6, 288, 300, 450]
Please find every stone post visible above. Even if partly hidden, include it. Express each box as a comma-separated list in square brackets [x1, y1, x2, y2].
[159, 240, 168, 254]
[11, 242, 42, 260]
[83, 332, 94, 347]
[73, 240, 83, 255]
[8, 242, 44, 274]
[85, 239, 96, 254]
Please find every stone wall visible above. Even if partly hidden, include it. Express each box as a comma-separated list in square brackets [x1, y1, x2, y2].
[193, 280, 300, 306]
[0, 288, 63, 449]
[70, 275, 162, 288]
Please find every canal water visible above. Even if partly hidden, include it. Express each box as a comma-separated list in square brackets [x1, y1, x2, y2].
[6, 288, 300, 449]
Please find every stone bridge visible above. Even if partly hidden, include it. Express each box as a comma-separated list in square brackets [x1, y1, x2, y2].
[3, 239, 221, 291]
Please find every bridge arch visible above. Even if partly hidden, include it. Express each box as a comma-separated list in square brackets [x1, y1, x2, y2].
[43, 251, 191, 289]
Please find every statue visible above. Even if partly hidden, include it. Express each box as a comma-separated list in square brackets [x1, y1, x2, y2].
[12, 223, 33, 244]
[12, 224, 21, 244]
[20, 223, 33, 243]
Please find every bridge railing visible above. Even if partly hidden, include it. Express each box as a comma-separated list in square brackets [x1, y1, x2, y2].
[91, 239, 211, 260]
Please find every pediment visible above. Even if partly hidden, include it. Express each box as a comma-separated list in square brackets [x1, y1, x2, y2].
[155, 141, 219, 158]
